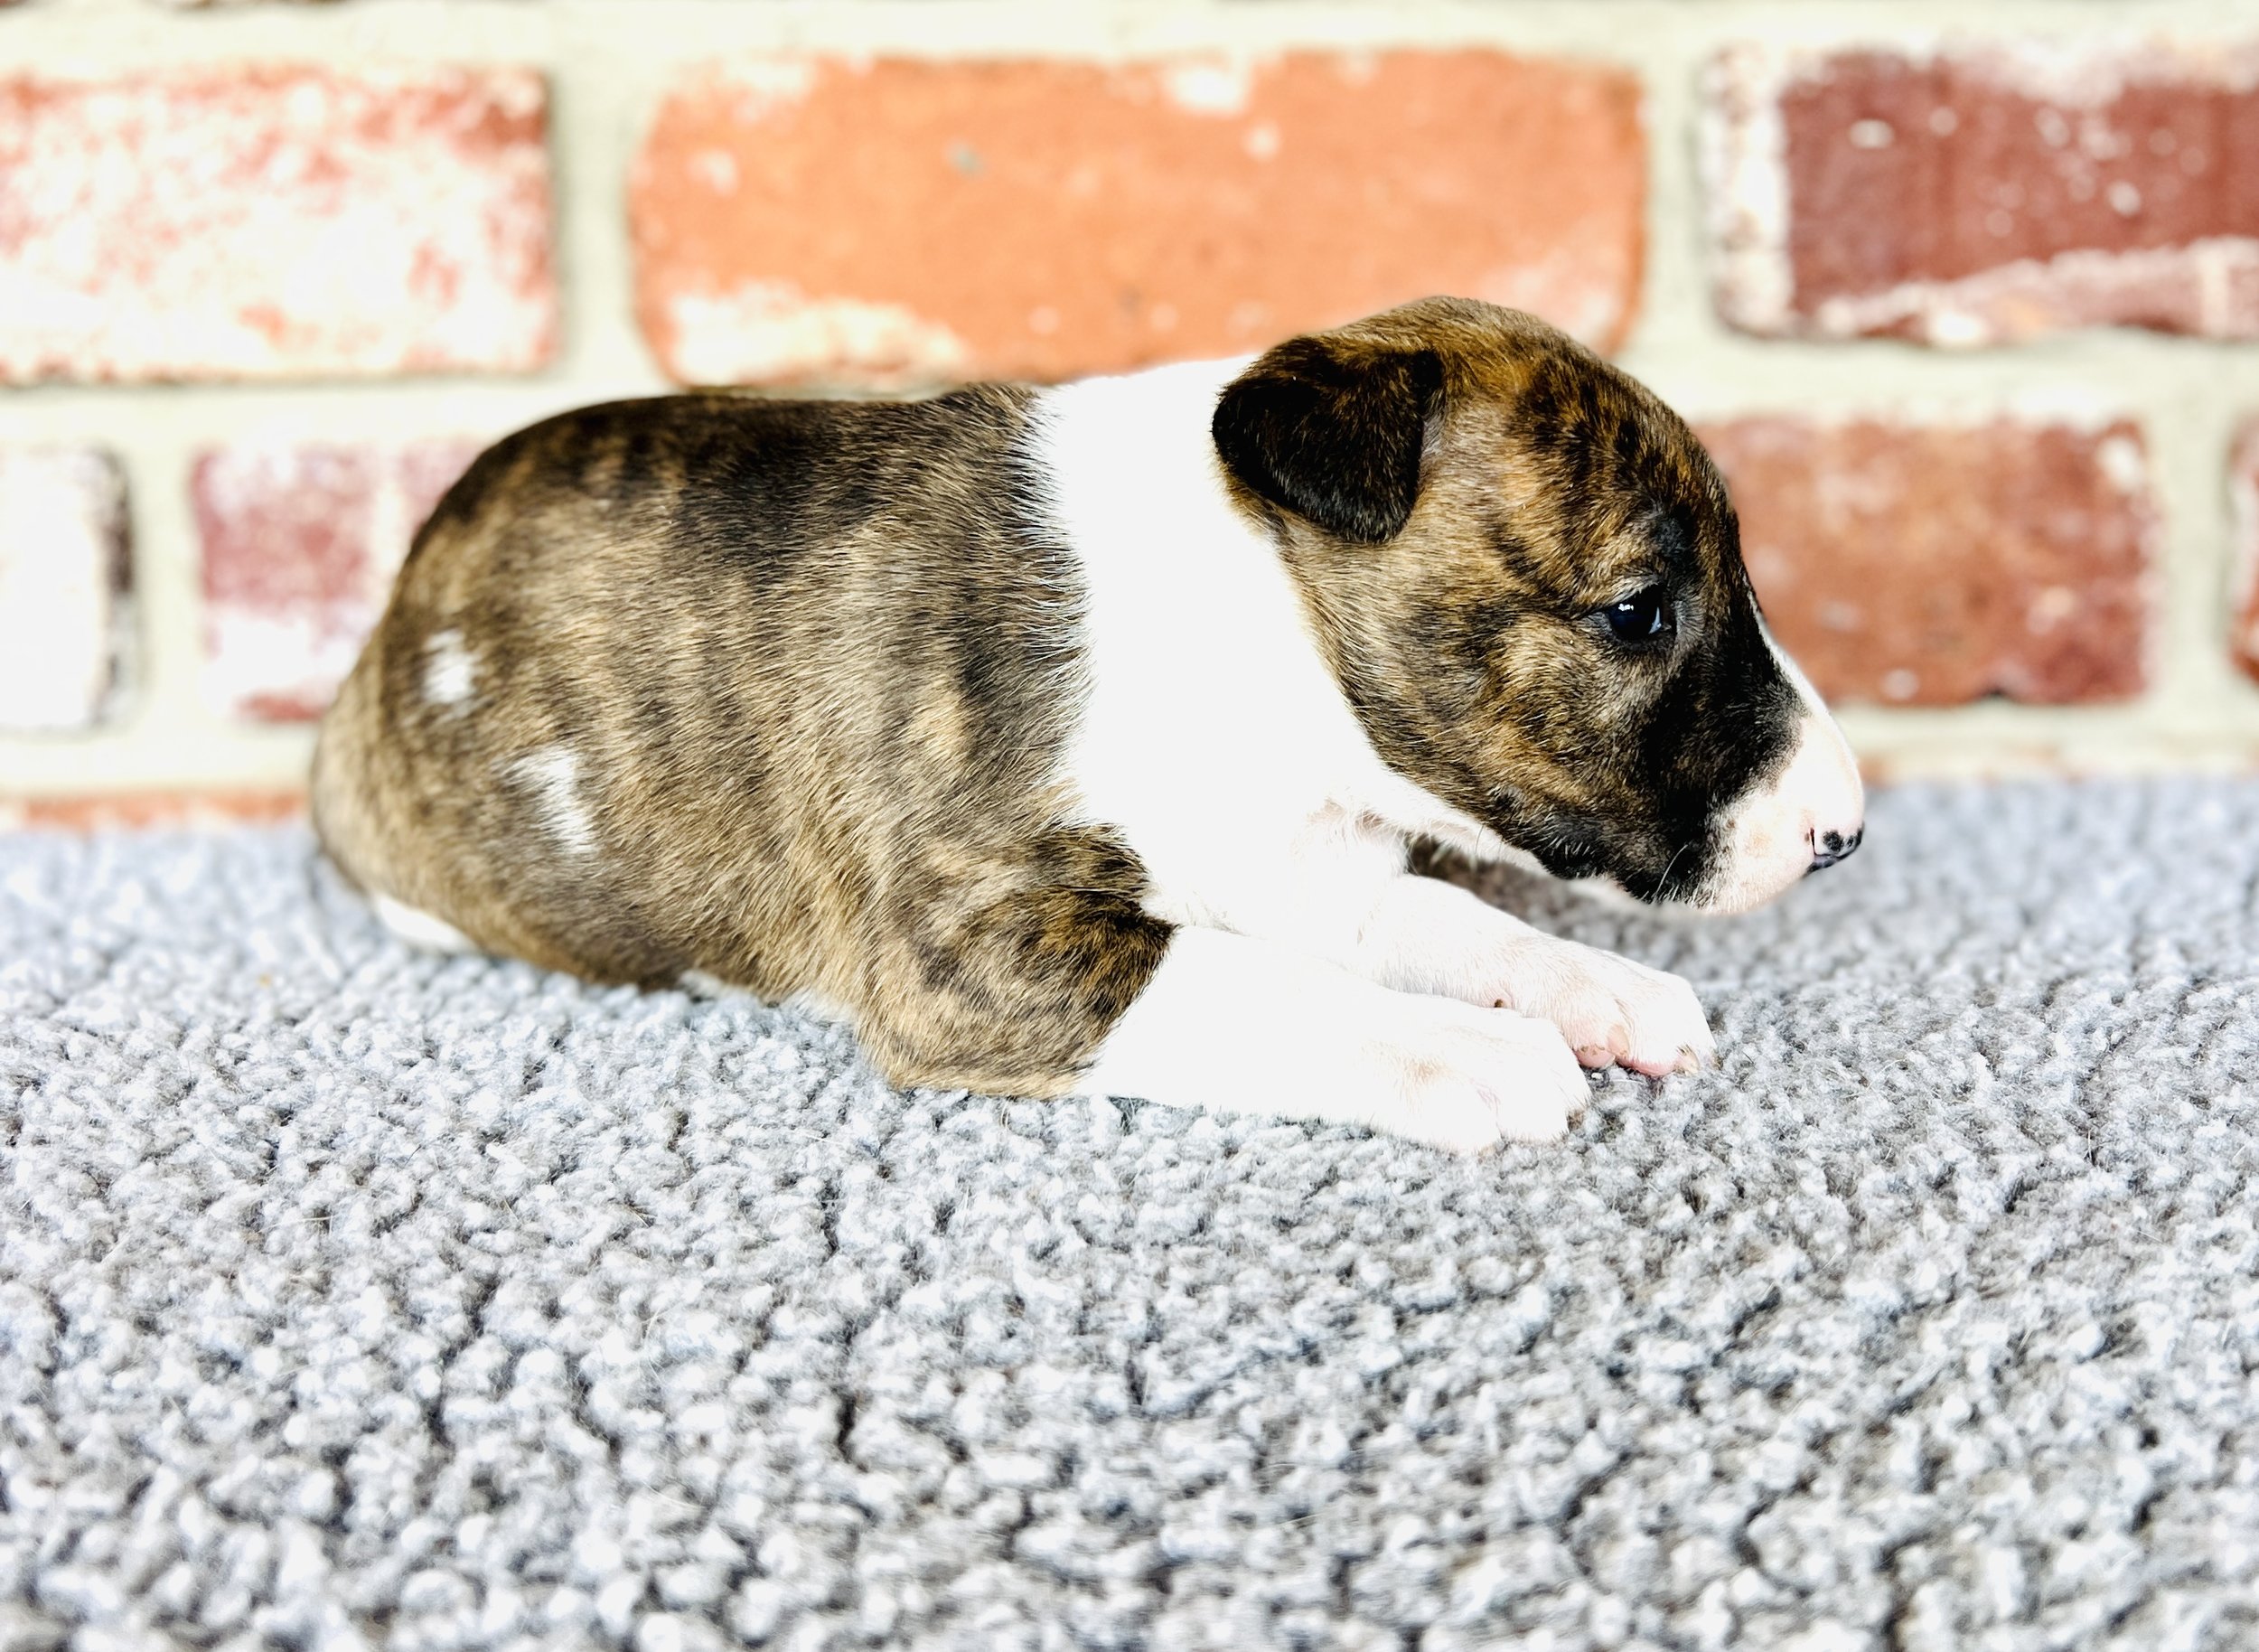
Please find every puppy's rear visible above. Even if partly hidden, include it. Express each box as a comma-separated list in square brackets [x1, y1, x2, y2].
[314, 387, 1167, 1094]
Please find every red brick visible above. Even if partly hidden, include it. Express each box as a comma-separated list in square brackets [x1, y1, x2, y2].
[1706, 42, 2259, 343]
[1698, 418, 2156, 705]
[631, 53, 1644, 387]
[0, 448, 129, 731]
[0, 68, 558, 381]
[2229, 422, 2259, 682]
[0, 791, 307, 832]
[196, 440, 480, 720]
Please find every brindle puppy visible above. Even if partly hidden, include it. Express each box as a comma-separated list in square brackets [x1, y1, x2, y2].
[314, 297, 1862, 1152]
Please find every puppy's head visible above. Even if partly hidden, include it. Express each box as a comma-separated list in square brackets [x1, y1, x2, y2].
[1213, 296, 1862, 915]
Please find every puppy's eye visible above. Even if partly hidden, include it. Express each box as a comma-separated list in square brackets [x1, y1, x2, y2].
[1601, 587, 1674, 644]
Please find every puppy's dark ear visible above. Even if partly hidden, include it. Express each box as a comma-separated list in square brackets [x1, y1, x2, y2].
[1212, 338, 1444, 544]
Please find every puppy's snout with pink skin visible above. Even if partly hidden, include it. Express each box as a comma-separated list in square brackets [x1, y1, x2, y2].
[1695, 637, 1866, 915]
[1778, 705, 1867, 880]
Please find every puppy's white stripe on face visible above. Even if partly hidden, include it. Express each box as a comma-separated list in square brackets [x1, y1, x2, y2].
[511, 746, 598, 856]
[422, 628, 477, 710]
[1700, 618, 1864, 915]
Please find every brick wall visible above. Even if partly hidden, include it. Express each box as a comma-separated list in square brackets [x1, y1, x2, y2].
[5, 1, 2259, 822]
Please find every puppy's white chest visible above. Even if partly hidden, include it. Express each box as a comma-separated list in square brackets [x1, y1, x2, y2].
[1035, 362, 1421, 930]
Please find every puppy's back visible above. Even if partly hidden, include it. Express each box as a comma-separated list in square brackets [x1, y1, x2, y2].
[314, 384, 1079, 1000]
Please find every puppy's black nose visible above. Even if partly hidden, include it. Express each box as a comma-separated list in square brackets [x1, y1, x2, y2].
[1807, 825, 1863, 874]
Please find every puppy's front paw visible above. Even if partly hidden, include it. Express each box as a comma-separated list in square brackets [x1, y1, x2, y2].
[1367, 997, 1591, 1153]
[1480, 938, 1714, 1077]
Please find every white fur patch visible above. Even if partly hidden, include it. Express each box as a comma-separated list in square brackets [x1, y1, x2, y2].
[1349, 873, 1715, 1075]
[422, 628, 477, 710]
[1701, 621, 1865, 914]
[371, 893, 474, 954]
[1034, 359, 1506, 949]
[511, 746, 597, 856]
[1083, 927, 1588, 1152]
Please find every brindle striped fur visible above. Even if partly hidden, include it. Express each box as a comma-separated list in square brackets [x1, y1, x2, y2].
[316, 298, 1795, 1101]
[315, 389, 1167, 1096]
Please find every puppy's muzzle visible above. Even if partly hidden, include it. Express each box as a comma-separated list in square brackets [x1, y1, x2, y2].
[1699, 706, 1866, 913]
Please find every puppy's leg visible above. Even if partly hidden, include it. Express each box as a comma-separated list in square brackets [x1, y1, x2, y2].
[1346, 875, 1715, 1075]
[1083, 927, 1589, 1151]
[855, 855, 1585, 1150]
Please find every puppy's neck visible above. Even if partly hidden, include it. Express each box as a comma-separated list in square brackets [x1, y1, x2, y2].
[1033, 359, 1500, 895]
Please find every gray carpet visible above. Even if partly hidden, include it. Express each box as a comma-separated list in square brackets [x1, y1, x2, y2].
[3, 780, 2257, 1652]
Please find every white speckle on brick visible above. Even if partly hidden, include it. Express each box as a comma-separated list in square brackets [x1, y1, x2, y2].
[1925, 239, 2241, 345]
[1961, 40, 2259, 111]
[1164, 61, 1252, 117]
[513, 746, 596, 856]
[2108, 180, 2143, 216]
[0, 68, 558, 382]
[710, 61, 819, 126]
[2027, 586, 2080, 633]
[1848, 118, 1894, 149]
[2097, 434, 2148, 495]
[1881, 669, 1922, 702]
[1700, 45, 1796, 335]
[2229, 427, 2259, 630]
[690, 149, 739, 195]
[422, 629, 477, 711]
[0, 449, 128, 731]
[202, 608, 367, 727]
[1806, 239, 2259, 346]
[1922, 309, 1992, 348]
[198, 440, 479, 721]
[666, 281, 972, 387]
[1242, 121, 1281, 162]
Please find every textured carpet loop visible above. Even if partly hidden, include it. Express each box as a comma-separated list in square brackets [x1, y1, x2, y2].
[4, 780, 2259, 1648]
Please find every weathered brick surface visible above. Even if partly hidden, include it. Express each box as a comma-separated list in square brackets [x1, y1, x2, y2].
[0, 449, 129, 732]
[0, 68, 558, 381]
[1706, 42, 2259, 344]
[1700, 418, 2156, 705]
[2229, 422, 2259, 684]
[0, 791, 307, 832]
[196, 441, 479, 721]
[632, 52, 1644, 386]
